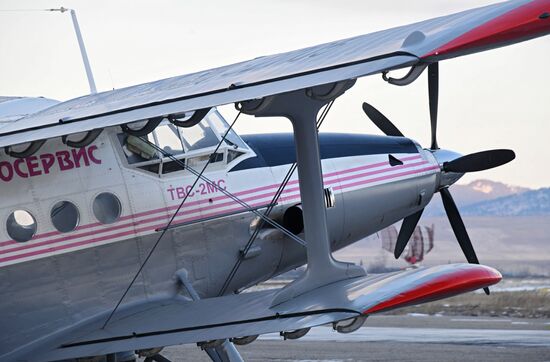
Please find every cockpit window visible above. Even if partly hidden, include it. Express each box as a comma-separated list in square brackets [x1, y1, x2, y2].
[155, 124, 185, 154]
[124, 134, 158, 163]
[180, 122, 218, 151]
[117, 109, 251, 176]
[208, 112, 247, 150]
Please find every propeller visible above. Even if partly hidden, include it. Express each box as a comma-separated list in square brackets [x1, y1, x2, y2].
[394, 209, 423, 259]
[440, 187, 490, 296]
[428, 63, 439, 150]
[443, 149, 515, 173]
[362, 62, 514, 294]
[361, 102, 403, 137]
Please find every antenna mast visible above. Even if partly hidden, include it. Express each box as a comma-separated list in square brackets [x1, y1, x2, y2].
[49, 7, 97, 94]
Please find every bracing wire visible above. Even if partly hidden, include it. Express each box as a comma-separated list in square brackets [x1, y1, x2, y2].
[101, 111, 241, 329]
[143, 140, 306, 246]
[103, 100, 334, 326]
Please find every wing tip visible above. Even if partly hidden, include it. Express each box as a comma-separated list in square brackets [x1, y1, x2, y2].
[363, 263, 501, 315]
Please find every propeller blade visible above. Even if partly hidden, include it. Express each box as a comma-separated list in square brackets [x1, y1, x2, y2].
[362, 102, 404, 137]
[428, 63, 439, 150]
[440, 188, 489, 295]
[440, 188, 479, 264]
[394, 209, 424, 259]
[444, 149, 515, 173]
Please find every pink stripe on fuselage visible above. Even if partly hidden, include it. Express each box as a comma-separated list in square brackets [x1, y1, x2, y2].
[0, 154, 434, 261]
[0, 154, 423, 247]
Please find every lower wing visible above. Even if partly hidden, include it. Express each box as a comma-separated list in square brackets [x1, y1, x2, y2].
[13, 263, 500, 362]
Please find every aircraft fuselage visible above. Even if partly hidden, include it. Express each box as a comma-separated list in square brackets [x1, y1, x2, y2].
[0, 121, 440, 356]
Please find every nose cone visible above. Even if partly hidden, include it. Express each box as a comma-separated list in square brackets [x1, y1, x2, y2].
[431, 149, 464, 188]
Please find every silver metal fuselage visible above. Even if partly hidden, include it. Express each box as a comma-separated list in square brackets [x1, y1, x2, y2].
[0, 127, 440, 356]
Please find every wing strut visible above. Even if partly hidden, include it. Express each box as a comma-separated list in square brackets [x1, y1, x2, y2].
[240, 80, 365, 306]
[176, 270, 244, 362]
[218, 100, 335, 296]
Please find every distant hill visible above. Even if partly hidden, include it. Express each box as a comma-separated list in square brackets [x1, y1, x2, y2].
[425, 179, 530, 216]
[335, 179, 550, 277]
[335, 214, 550, 276]
[460, 188, 550, 216]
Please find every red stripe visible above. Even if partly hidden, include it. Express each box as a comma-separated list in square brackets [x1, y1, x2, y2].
[0, 164, 435, 259]
[1, 160, 430, 253]
[323, 154, 421, 178]
[334, 165, 438, 190]
[0, 160, 437, 262]
[0, 155, 424, 247]
[0, 200, 275, 263]
[1, 187, 306, 255]
[363, 266, 502, 314]
[335, 160, 427, 183]
[423, 0, 550, 59]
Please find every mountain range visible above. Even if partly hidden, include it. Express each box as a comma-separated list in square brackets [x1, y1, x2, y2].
[425, 179, 550, 216]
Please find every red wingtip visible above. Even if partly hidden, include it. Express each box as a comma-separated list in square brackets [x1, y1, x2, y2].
[423, 0, 550, 59]
[363, 264, 502, 315]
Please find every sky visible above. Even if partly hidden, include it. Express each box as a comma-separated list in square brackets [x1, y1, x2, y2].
[0, 0, 549, 188]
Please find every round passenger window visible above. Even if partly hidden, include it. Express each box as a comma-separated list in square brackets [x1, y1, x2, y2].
[51, 201, 79, 233]
[6, 210, 37, 242]
[93, 192, 121, 224]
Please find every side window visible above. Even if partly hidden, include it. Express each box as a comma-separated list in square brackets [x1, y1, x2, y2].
[51, 201, 80, 233]
[187, 153, 224, 169]
[227, 149, 245, 163]
[93, 193, 122, 224]
[161, 160, 186, 174]
[7, 210, 37, 242]
[118, 134, 159, 164]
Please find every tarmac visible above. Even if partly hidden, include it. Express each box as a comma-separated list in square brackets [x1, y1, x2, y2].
[155, 315, 550, 361]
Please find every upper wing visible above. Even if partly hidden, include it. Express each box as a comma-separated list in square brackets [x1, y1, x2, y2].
[1, 0, 549, 148]
[14, 263, 500, 361]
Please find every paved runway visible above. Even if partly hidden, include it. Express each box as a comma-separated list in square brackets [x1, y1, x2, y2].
[157, 315, 550, 361]
[259, 326, 550, 347]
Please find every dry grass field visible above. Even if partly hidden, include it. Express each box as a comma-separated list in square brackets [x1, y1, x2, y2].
[336, 216, 550, 278]
[385, 289, 550, 318]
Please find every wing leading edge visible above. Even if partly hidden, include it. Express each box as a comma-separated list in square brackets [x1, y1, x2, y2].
[1, 0, 550, 148]
[11, 263, 500, 362]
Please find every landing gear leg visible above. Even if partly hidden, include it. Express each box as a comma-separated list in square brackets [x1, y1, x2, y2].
[203, 340, 244, 362]
[144, 354, 171, 362]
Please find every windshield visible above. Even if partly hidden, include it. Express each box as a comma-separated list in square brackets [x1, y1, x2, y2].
[208, 111, 248, 149]
[117, 108, 250, 175]
[180, 122, 219, 151]
[155, 123, 185, 154]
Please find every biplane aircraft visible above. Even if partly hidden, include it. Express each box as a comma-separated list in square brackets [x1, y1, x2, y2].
[1, 0, 549, 361]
